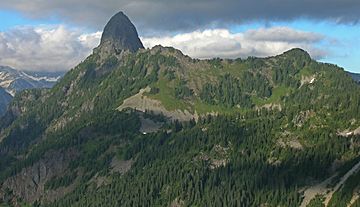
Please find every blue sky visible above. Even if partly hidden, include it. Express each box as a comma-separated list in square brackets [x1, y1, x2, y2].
[0, 5, 359, 73]
[231, 20, 360, 73]
[280, 21, 360, 73]
[0, 10, 60, 30]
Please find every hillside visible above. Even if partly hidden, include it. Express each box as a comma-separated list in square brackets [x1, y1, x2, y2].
[0, 12, 360, 207]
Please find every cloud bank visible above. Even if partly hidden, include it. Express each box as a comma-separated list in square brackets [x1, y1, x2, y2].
[0, 25, 327, 71]
[142, 27, 327, 60]
[1, 0, 360, 33]
[0, 25, 101, 71]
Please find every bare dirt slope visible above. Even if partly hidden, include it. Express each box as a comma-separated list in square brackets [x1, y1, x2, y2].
[117, 87, 197, 121]
[300, 160, 360, 207]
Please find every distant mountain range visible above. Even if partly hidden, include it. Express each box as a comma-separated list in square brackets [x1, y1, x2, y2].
[0, 66, 64, 115]
[347, 71, 360, 83]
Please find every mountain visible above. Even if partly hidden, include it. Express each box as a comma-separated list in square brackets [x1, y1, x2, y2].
[0, 66, 63, 96]
[1, 12, 360, 207]
[95, 11, 144, 56]
[347, 71, 360, 83]
[0, 66, 64, 116]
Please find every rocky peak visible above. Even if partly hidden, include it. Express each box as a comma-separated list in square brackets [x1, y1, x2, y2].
[96, 12, 144, 56]
[281, 48, 311, 60]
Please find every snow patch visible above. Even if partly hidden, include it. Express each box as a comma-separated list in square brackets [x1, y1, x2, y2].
[0, 79, 14, 88]
[20, 71, 60, 82]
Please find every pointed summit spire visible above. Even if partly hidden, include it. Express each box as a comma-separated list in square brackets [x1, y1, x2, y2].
[96, 12, 144, 55]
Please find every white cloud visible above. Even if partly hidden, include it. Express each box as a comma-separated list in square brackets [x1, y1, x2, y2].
[0, 25, 101, 71]
[244, 27, 324, 43]
[0, 25, 328, 72]
[142, 27, 327, 60]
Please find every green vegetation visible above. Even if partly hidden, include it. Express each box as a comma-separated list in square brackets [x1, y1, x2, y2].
[148, 75, 189, 111]
[0, 47, 360, 207]
[252, 85, 292, 105]
[174, 79, 193, 99]
[200, 74, 253, 108]
[328, 171, 360, 207]
[307, 195, 325, 207]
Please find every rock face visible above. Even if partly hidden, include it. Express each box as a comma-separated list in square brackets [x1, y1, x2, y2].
[1, 150, 77, 203]
[96, 11, 144, 55]
[117, 87, 198, 122]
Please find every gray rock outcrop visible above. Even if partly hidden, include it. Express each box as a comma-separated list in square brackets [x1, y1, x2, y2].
[95, 11, 144, 56]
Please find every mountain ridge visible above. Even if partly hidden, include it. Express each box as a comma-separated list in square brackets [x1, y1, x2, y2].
[0, 66, 62, 96]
